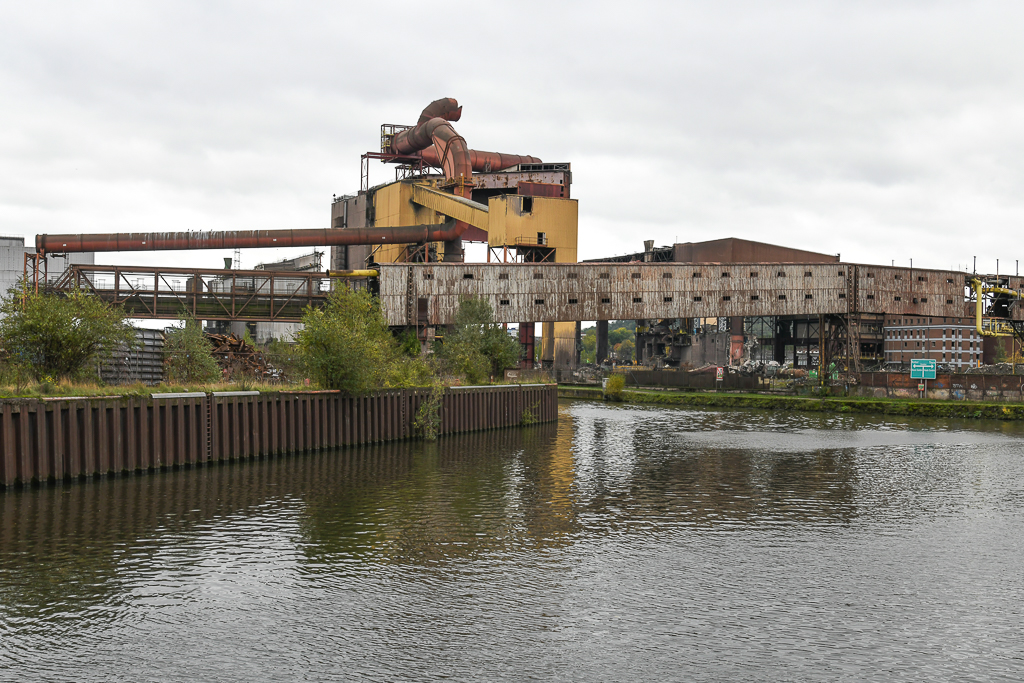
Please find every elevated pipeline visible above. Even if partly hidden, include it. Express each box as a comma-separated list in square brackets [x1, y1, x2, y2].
[36, 221, 461, 255]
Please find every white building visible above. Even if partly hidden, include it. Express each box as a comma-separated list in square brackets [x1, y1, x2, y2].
[0, 235, 95, 302]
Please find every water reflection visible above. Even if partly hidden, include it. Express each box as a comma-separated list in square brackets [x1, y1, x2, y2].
[2, 402, 1023, 681]
[571, 404, 861, 528]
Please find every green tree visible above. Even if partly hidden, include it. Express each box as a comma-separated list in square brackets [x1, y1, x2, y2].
[437, 297, 521, 384]
[581, 327, 597, 364]
[614, 338, 635, 364]
[163, 317, 222, 384]
[0, 286, 136, 381]
[609, 326, 633, 347]
[296, 285, 428, 392]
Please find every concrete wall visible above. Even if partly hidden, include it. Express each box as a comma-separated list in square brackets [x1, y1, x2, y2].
[854, 372, 1024, 401]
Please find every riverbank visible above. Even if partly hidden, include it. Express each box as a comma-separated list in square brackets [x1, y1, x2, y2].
[558, 385, 1024, 420]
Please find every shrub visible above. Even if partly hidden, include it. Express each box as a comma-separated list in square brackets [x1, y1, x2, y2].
[413, 382, 445, 440]
[0, 285, 136, 381]
[163, 317, 222, 384]
[604, 374, 626, 400]
[296, 285, 428, 393]
[435, 297, 520, 384]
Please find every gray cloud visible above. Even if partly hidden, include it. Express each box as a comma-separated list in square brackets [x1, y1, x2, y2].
[1, 1, 1023, 272]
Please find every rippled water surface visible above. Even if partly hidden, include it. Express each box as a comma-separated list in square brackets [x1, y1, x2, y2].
[3, 401, 1024, 681]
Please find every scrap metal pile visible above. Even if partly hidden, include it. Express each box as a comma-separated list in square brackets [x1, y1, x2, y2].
[206, 333, 275, 379]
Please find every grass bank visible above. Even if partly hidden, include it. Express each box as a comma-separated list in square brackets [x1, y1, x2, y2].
[558, 386, 1024, 421]
[0, 381, 315, 400]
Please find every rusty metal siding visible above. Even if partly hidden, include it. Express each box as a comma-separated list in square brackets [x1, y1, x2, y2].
[0, 385, 556, 487]
[855, 265, 967, 318]
[381, 262, 975, 325]
[671, 238, 840, 264]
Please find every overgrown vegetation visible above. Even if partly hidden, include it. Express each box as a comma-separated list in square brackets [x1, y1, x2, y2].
[604, 373, 626, 400]
[163, 317, 222, 384]
[295, 286, 429, 392]
[521, 400, 540, 425]
[0, 283, 531, 406]
[614, 338, 635, 364]
[0, 286, 135, 382]
[262, 338, 302, 382]
[579, 324, 635, 364]
[413, 382, 445, 440]
[562, 385, 1024, 420]
[435, 297, 520, 384]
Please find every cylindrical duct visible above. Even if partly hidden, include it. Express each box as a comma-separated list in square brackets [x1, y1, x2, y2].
[37, 221, 463, 254]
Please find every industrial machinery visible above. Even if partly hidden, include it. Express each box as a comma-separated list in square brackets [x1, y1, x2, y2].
[332, 98, 580, 367]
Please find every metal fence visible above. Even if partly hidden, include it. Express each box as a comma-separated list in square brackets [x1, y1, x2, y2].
[100, 329, 165, 385]
[620, 369, 765, 391]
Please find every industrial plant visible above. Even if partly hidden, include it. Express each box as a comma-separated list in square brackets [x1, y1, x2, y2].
[27, 98, 1024, 379]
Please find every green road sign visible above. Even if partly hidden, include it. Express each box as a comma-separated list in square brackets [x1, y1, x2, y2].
[910, 358, 936, 380]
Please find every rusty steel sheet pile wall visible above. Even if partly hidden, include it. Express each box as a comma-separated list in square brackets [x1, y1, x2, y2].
[0, 385, 556, 487]
[381, 262, 979, 326]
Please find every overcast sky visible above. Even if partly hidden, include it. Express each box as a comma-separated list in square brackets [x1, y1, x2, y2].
[2, 1, 1023, 273]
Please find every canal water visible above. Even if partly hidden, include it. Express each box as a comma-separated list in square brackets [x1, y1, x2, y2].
[2, 401, 1023, 681]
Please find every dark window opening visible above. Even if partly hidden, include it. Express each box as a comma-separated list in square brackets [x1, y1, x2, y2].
[631, 273, 641, 279]
[566, 272, 578, 279]
[804, 271, 812, 277]
[693, 296, 702, 302]
[534, 299, 545, 305]
[521, 196, 533, 213]
[750, 272, 758, 278]
[568, 298, 578, 304]
[692, 272, 702, 278]
[778, 294, 787, 300]
[838, 270, 844, 276]
[600, 272, 610, 279]
[533, 272, 543, 279]
[498, 273, 509, 280]
[867, 294, 875, 300]
[500, 299, 510, 306]
[805, 294, 813, 299]
[601, 297, 610, 303]
[463, 273, 474, 279]
[663, 296, 673, 302]
[777, 271, 786, 277]
[633, 297, 643, 303]
[662, 272, 673, 279]
[839, 293, 846, 299]
[721, 272, 730, 278]
[751, 295, 759, 301]
[894, 296, 902, 301]
[722, 295, 731, 301]
[423, 273, 434, 280]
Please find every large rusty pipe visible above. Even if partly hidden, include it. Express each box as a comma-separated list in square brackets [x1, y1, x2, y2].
[419, 147, 540, 173]
[36, 221, 462, 255]
[391, 97, 539, 177]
